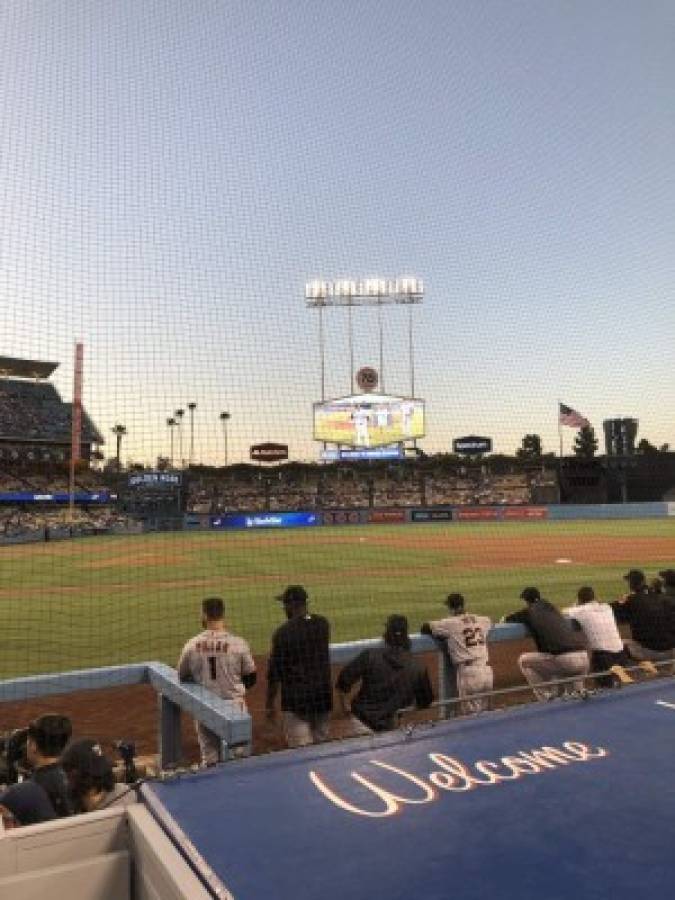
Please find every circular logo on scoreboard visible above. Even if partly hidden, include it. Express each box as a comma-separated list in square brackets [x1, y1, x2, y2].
[356, 366, 378, 393]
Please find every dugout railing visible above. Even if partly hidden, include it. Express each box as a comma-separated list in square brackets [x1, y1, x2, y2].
[0, 625, 531, 767]
[0, 629, 672, 768]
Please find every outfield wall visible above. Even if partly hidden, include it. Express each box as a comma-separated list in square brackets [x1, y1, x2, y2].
[1, 502, 670, 545]
[182, 501, 672, 532]
[548, 501, 671, 520]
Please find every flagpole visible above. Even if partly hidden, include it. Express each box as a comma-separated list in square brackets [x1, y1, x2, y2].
[558, 400, 563, 459]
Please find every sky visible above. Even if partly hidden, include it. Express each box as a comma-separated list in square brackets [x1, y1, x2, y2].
[0, 0, 673, 465]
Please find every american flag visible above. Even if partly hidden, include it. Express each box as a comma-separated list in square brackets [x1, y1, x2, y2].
[559, 403, 590, 429]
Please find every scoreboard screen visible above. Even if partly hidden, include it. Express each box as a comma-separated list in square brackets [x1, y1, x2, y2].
[313, 394, 425, 448]
[121, 470, 185, 518]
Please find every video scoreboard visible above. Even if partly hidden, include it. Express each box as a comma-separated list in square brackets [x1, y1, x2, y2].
[313, 393, 425, 448]
[119, 471, 186, 519]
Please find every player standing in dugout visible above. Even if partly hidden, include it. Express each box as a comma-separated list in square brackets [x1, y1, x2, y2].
[421, 594, 494, 714]
[178, 597, 257, 766]
[265, 585, 333, 748]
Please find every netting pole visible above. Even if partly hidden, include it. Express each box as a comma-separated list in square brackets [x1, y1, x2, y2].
[69, 342, 83, 524]
[378, 299, 384, 392]
[347, 300, 354, 394]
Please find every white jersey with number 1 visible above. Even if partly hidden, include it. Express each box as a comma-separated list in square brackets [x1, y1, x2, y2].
[177, 629, 256, 706]
[427, 614, 492, 666]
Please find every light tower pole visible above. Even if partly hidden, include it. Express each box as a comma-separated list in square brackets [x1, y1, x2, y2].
[305, 276, 424, 398]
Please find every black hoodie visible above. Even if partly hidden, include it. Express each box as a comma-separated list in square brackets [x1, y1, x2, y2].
[336, 646, 433, 732]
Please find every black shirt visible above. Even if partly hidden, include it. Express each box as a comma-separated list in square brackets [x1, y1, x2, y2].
[31, 763, 74, 817]
[267, 614, 332, 716]
[505, 599, 588, 655]
[336, 646, 433, 732]
[611, 591, 675, 652]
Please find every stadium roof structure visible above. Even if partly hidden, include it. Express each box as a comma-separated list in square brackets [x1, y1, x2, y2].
[0, 356, 59, 380]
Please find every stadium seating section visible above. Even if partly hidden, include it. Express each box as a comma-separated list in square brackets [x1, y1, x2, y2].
[0, 379, 101, 448]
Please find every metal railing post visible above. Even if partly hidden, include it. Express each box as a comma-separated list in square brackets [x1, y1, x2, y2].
[159, 693, 183, 769]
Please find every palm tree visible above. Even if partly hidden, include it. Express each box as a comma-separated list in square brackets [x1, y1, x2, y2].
[174, 408, 185, 467]
[187, 402, 197, 467]
[166, 417, 176, 467]
[219, 411, 231, 466]
[111, 424, 127, 469]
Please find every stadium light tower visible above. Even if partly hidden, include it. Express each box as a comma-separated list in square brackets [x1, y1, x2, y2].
[187, 402, 197, 466]
[219, 411, 231, 467]
[305, 276, 424, 399]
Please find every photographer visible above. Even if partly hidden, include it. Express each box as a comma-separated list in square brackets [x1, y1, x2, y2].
[60, 740, 137, 813]
[26, 715, 74, 817]
[0, 782, 56, 829]
[0, 727, 30, 785]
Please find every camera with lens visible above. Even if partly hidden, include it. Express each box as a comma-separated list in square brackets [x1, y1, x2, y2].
[0, 727, 29, 786]
[112, 740, 137, 784]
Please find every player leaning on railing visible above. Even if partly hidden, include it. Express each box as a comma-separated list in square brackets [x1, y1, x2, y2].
[177, 597, 257, 766]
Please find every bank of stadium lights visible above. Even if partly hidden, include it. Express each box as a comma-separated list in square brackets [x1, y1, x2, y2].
[304, 276, 424, 401]
[305, 276, 424, 307]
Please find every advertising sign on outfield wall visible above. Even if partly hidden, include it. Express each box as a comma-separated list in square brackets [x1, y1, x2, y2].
[454, 506, 549, 522]
[322, 510, 366, 525]
[411, 509, 453, 522]
[503, 506, 548, 520]
[210, 512, 318, 530]
[369, 509, 406, 524]
[455, 507, 501, 521]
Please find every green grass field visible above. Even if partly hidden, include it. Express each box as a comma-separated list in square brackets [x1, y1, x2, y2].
[1, 518, 673, 678]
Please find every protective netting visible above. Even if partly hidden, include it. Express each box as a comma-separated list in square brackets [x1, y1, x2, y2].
[0, 2, 673, 773]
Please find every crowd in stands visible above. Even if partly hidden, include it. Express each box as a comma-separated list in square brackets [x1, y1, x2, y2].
[0, 506, 134, 539]
[0, 380, 100, 444]
[186, 463, 557, 514]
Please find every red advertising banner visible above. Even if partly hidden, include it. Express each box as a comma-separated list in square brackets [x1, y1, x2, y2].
[503, 506, 549, 520]
[455, 508, 500, 521]
[369, 509, 406, 524]
[71, 343, 84, 463]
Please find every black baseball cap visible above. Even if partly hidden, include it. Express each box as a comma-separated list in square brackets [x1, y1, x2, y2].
[60, 739, 112, 779]
[445, 593, 465, 610]
[276, 585, 308, 605]
[385, 614, 409, 637]
[28, 714, 72, 755]
[520, 587, 541, 603]
[658, 569, 675, 585]
[623, 570, 646, 587]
